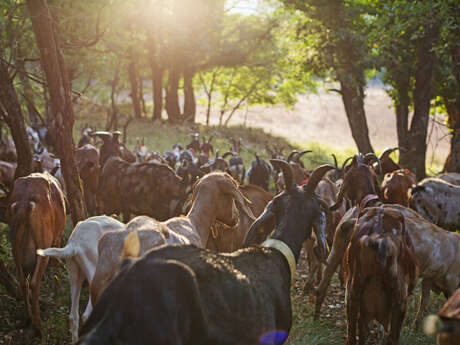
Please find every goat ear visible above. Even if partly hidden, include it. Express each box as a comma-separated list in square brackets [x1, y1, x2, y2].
[121, 231, 140, 259]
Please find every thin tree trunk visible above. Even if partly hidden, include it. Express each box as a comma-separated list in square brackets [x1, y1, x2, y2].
[449, 40, 460, 172]
[128, 58, 142, 119]
[105, 70, 119, 131]
[183, 67, 196, 123]
[442, 99, 458, 172]
[0, 61, 33, 180]
[27, 0, 87, 225]
[339, 79, 374, 153]
[165, 68, 181, 123]
[152, 63, 164, 122]
[138, 73, 147, 117]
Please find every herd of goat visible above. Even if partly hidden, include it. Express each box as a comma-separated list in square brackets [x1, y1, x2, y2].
[1, 126, 460, 345]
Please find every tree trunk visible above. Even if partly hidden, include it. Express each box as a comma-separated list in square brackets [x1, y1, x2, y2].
[391, 74, 411, 167]
[183, 67, 196, 123]
[105, 70, 120, 131]
[26, 0, 87, 225]
[339, 79, 374, 153]
[139, 73, 147, 117]
[128, 58, 142, 119]
[450, 42, 460, 172]
[151, 63, 164, 122]
[165, 68, 181, 123]
[404, 20, 440, 180]
[0, 61, 33, 180]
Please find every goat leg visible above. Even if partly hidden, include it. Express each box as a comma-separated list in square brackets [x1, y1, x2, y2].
[414, 278, 432, 329]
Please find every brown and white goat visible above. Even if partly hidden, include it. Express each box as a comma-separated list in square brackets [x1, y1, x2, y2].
[9, 172, 66, 335]
[436, 172, 460, 186]
[90, 172, 254, 304]
[409, 178, 460, 231]
[344, 207, 418, 345]
[381, 168, 416, 206]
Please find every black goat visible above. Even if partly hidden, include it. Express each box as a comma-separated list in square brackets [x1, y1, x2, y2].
[247, 153, 271, 191]
[77, 160, 334, 345]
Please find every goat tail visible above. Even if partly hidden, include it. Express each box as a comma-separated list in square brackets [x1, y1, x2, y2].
[423, 315, 449, 336]
[36, 245, 76, 259]
[377, 238, 388, 267]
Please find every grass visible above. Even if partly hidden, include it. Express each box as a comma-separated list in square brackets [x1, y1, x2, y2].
[0, 113, 447, 344]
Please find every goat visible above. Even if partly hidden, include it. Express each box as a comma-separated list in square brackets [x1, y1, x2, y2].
[344, 207, 418, 345]
[409, 178, 460, 231]
[437, 172, 460, 186]
[379, 147, 403, 175]
[77, 161, 334, 345]
[200, 135, 214, 157]
[329, 154, 353, 182]
[186, 132, 201, 154]
[200, 150, 230, 174]
[381, 168, 416, 206]
[75, 144, 100, 216]
[246, 153, 272, 191]
[97, 157, 182, 221]
[223, 151, 245, 184]
[314, 201, 460, 326]
[90, 172, 255, 304]
[425, 287, 460, 345]
[78, 124, 94, 148]
[36, 215, 124, 342]
[8, 172, 66, 335]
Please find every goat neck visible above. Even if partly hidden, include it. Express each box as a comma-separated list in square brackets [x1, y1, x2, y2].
[186, 190, 217, 247]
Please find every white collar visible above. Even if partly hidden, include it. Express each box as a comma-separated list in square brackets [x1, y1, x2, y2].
[262, 239, 296, 282]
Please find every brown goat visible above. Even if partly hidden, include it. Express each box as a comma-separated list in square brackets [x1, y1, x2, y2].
[75, 144, 100, 216]
[425, 287, 460, 345]
[206, 183, 269, 252]
[331, 153, 381, 211]
[8, 172, 66, 335]
[90, 172, 254, 303]
[97, 157, 182, 221]
[381, 168, 416, 206]
[344, 207, 418, 345]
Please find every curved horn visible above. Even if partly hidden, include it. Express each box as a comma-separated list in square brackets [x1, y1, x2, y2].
[379, 147, 400, 160]
[222, 151, 234, 159]
[304, 164, 335, 194]
[331, 154, 338, 168]
[215, 149, 219, 159]
[254, 153, 260, 164]
[364, 153, 382, 175]
[286, 150, 299, 162]
[232, 189, 255, 221]
[341, 156, 353, 171]
[295, 150, 313, 162]
[270, 159, 294, 192]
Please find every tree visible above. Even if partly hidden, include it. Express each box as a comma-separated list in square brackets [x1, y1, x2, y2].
[371, 1, 442, 178]
[280, 0, 374, 153]
[26, 0, 87, 224]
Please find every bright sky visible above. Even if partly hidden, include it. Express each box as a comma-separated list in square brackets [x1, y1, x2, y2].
[226, 0, 260, 14]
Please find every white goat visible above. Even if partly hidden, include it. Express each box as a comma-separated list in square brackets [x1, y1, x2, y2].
[37, 215, 124, 342]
